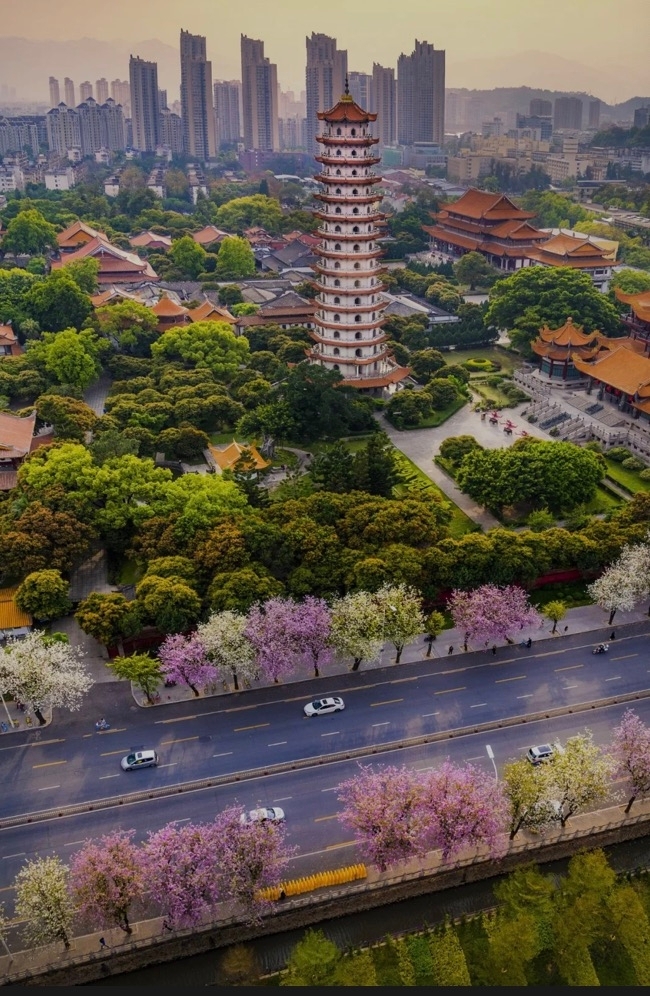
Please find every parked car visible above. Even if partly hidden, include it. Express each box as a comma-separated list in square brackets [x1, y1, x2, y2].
[526, 744, 555, 765]
[120, 749, 159, 771]
[304, 696, 345, 717]
[239, 807, 285, 825]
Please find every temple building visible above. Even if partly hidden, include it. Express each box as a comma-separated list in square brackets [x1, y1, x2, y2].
[524, 232, 613, 289]
[615, 287, 650, 352]
[51, 236, 159, 285]
[309, 84, 409, 392]
[531, 317, 627, 380]
[423, 189, 548, 271]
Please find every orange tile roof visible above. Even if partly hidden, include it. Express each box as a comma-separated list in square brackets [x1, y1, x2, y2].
[341, 365, 411, 389]
[318, 93, 377, 123]
[615, 287, 650, 324]
[423, 225, 480, 252]
[535, 232, 610, 259]
[187, 301, 236, 324]
[0, 587, 32, 630]
[130, 231, 172, 249]
[572, 346, 650, 395]
[52, 237, 159, 283]
[57, 220, 106, 249]
[537, 317, 597, 347]
[0, 324, 22, 356]
[151, 296, 189, 317]
[445, 188, 535, 222]
[0, 410, 36, 460]
[208, 441, 269, 472]
[192, 225, 228, 246]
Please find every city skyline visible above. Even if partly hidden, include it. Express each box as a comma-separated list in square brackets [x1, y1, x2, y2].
[0, 0, 648, 103]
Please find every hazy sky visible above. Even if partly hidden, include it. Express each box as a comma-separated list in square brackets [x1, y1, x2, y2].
[2, 0, 649, 96]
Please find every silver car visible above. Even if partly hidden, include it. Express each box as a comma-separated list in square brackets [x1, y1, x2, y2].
[240, 807, 285, 825]
[304, 696, 345, 717]
[120, 749, 159, 771]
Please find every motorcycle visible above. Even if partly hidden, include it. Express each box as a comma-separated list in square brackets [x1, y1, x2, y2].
[95, 719, 110, 731]
[592, 643, 609, 655]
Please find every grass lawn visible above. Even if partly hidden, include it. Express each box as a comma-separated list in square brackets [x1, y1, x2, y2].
[209, 430, 238, 445]
[392, 450, 477, 537]
[528, 579, 593, 609]
[605, 458, 650, 494]
[416, 397, 468, 428]
[470, 380, 528, 409]
[583, 485, 623, 514]
[299, 434, 375, 456]
[443, 345, 519, 375]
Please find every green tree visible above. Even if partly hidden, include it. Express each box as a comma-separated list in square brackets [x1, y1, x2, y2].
[429, 919, 471, 985]
[218, 284, 244, 306]
[25, 270, 93, 333]
[151, 320, 250, 380]
[91, 300, 160, 357]
[208, 567, 284, 613]
[502, 758, 555, 839]
[135, 575, 202, 633]
[90, 429, 140, 464]
[34, 393, 97, 441]
[385, 389, 432, 428]
[527, 508, 555, 532]
[215, 235, 256, 279]
[0, 502, 96, 579]
[333, 949, 378, 986]
[310, 441, 355, 493]
[156, 426, 210, 462]
[453, 251, 499, 290]
[15, 569, 71, 621]
[543, 599, 567, 634]
[215, 194, 283, 233]
[2, 209, 58, 255]
[352, 432, 398, 497]
[107, 653, 162, 704]
[426, 377, 460, 411]
[75, 592, 142, 648]
[409, 348, 446, 382]
[485, 267, 621, 353]
[551, 732, 614, 826]
[28, 328, 102, 391]
[281, 929, 341, 986]
[168, 236, 207, 279]
[610, 268, 650, 294]
[62, 257, 100, 294]
[439, 434, 482, 466]
[230, 301, 259, 317]
[424, 610, 446, 656]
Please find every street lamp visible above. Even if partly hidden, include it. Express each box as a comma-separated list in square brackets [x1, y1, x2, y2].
[486, 744, 498, 783]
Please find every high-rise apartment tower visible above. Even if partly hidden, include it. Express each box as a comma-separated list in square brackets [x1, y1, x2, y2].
[49, 77, 60, 108]
[213, 80, 241, 146]
[129, 55, 160, 152]
[240, 35, 279, 151]
[370, 64, 396, 148]
[397, 39, 445, 145]
[305, 33, 347, 156]
[179, 29, 216, 160]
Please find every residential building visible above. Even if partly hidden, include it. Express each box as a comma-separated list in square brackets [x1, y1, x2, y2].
[0, 117, 40, 155]
[79, 81, 93, 102]
[310, 87, 409, 393]
[0, 166, 25, 193]
[111, 79, 131, 117]
[49, 76, 60, 108]
[397, 39, 445, 146]
[213, 80, 241, 146]
[305, 33, 347, 157]
[129, 55, 160, 152]
[104, 175, 120, 197]
[63, 78, 75, 107]
[348, 72, 371, 111]
[588, 99, 601, 129]
[101, 98, 126, 151]
[159, 107, 183, 155]
[241, 35, 279, 151]
[158, 89, 167, 112]
[77, 98, 103, 155]
[179, 29, 216, 161]
[187, 163, 208, 204]
[515, 112, 553, 141]
[46, 103, 81, 155]
[370, 64, 396, 149]
[634, 106, 650, 129]
[530, 98, 552, 117]
[96, 78, 109, 104]
[554, 96, 583, 131]
[44, 167, 75, 190]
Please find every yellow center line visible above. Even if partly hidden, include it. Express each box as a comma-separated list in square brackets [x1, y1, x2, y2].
[314, 814, 338, 822]
[554, 664, 584, 672]
[155, 715, 197, 725]
[370, 698, 403, 707]
[495, 675, 527, 683]
[611, 654, 638, 661]
[100, 748, 130, 757]
[326, 841, 355, 851]
[96, 727, 127, 735]
[434, 686, 466, 695]
[160, 736, 199, 745]
[234, 723, 270, 732]
[32, 760, 67, 769]
[0, 886, 15, 893]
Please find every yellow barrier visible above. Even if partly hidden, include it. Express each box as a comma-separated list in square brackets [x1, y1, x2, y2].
[256, 863, 367, 902]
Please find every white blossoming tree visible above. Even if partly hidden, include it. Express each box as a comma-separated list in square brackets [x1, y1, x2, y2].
[329, 591, 383, 672]
[14, 856, 74, 950]
[0, 632, 93, 725]
[196, 610, 258, 690]
[588, 561, 641, 625]
[374, 583, 425, 664]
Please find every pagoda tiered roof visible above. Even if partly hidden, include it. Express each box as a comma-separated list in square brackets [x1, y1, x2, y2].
[317, 93, 377, 123]
[525, 232, 612, 270]
[573, 347, 650, 407]
[615, 287, 650, 324]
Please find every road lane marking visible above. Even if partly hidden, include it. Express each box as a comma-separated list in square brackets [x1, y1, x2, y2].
[212, 751, 233, 758]
[435, 687, 466, 695]
[440, 668, 466, 675]
[495, 675, 526, 683]
[517, 694, 534, 699]
[470, 703, 487, 708]
[268, 741, 287, 746]
[564, 684, 578, 689]
[274, 797, 292, 802]
[422, 711, 440, 717]
[2, 853, 25, 860]
[321, 786, 338, 792]
[321, 731, 340, 737]
[605, 676, 622, 681]
[96, 728, 126, 735]
[555, 664, 583, 672]
[63, 840, 85, 847]
[100, 749, 130, 756]
[612, 654, 637, 661]
[314, 814, 338, 822]
[99, 774, 119, 780]
[32, 760, 67, 769]
[160, 736, 199, 745]
[326, 841, 355, 851]
[156, 715, 197, 724]
[37, 785, 60, 791]
[370, 698, 403, 707]
[0, 738, 65, 753]
[372, 722, 390, 727]
[390, 676, 418, 684]
[158, 762, 178, 768]
[233, 723, 270, 732]
[465, 756, 485, 761]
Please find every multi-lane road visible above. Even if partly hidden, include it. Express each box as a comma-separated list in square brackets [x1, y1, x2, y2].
[0, 625, 649, 912]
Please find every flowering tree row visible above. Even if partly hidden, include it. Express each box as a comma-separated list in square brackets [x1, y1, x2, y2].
[12, 807, 292, 952]
[588, 532, 650, 624]
[447, 584, 541, 650]
[156, 583, 426, 694]
[0, 631, 93, 725]
[338, 712, 650, 871]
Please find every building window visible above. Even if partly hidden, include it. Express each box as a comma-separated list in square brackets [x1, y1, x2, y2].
[354, 297, 361, 305]
[334, 262, 341, 269]
[355, 331, 362, 339]
[354, 279, 361, 287]
[351, 149, 357, 157]
[334, 243, 341, 251]
[334, 296, 340, 304]
[352, 188, 358, 195]
[336, 169, 341, 175]
[352, 208, 359, 216]
[335, 187, 341, 194]
[335, 206, 342, 215]
[333, 347, 340, 356]
[333, 364, 340, 371]
[355, 348, 363, 357]
[336, 149, 342, 156]
[335, 225, 341, 232]
[351, 169, 358, 176]
[367, 223, 372, 230]
[352, 225, 359, 233]
[334, 314, 341, 322]
[336, 128, 341, 136]
[354, 263, 360, 269]
[354, 315, 362, 323]
[334, 278, 340, 286]
[333, 330, 340, 339]
[351, 128, 356, 137]
[353, 244, 360, 251]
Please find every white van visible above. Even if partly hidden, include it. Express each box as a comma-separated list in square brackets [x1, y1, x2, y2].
[120, 750, 159, 771]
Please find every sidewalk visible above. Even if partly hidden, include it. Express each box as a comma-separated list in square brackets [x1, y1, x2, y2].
[130, 602, 650, 708]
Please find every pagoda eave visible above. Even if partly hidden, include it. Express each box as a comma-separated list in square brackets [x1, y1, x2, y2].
[316, 133, 379, 146]
[314, 173, 382, 186]
[315, 155, 381, 167]
[309, 330, 391, 347]
[310, 278, 387, 296]
[316, 228, 383, 241]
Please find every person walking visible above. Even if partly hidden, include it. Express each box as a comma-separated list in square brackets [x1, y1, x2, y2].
[492, 645, 497, 656]
[448, 645, 454, 655]
[526, 638, 532, 648]
[610, 631, 616, 640]
[99, 937, 108, 950]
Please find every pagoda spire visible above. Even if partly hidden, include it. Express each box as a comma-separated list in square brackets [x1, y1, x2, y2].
[344, 73, 349, 96]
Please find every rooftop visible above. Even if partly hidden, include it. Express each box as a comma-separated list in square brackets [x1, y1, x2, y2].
[0, 587, 32, 631]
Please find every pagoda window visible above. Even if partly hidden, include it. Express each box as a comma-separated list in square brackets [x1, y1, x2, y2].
[334, 243, 341, 251]
[352, 208, 359, 216]
[354, 280, 361, 287]
[335, 206, 342, 214]
[352, 188, 358, 195]
[355, 331, 362, 339]
[334, 262, 341, 269]
[354, 315, 362, 323]
[336, 128, 341, 136]
[334, 297, 340, 304]
[353, 244, 360, 252]
[351, 128, 356, 137]
[334, 314, 341, 322]
[351, 150, 357, 157]
[333, 348, 340, 356]
[333, 364, 340, 372]
[354, 297, 361, 305]
[352, 225, 359, 233]
[372, 313, 376, 320]
[334, 279, 340, 286]
[334, 225, 341, 232]
[336, 149, 342, 156]
[333, 331, 340, 339]
[354, 262, 361, 270]
[335, 187, 341, 194]
[368, 223, 372, 231]
[355, 348, 363, 357]
[336, 169, 341, 176]
[351, 169, 358, 176]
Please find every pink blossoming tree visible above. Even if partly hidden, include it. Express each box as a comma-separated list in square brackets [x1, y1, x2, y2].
[419, 762, 507, 859]
[448, 584, 540, 650]
[69, 830, 145, 934]
[291, 596, 333, 678]
[245, 598, 299, 683]
[611, 709, 650, 813]
[144, 821, 220, 928]
[158, 633, 218, 696]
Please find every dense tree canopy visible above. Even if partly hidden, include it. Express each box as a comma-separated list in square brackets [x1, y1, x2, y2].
[151, 320, 250, 380]
[2, 209, 58, 255]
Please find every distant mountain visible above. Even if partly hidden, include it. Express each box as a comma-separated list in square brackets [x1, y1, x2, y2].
[0, 37, 180, 103]
[447, 50, 648, 105]
[445, 85, 650, 123]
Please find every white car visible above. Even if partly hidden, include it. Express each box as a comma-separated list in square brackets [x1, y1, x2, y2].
[527, 744, 555, 765]
[303, 696, 345, 717]
[120, 749, 158, 771]
[239, 807, 285, 825]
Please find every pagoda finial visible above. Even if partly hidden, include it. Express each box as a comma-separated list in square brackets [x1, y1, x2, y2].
[344, 74, 349, 96]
